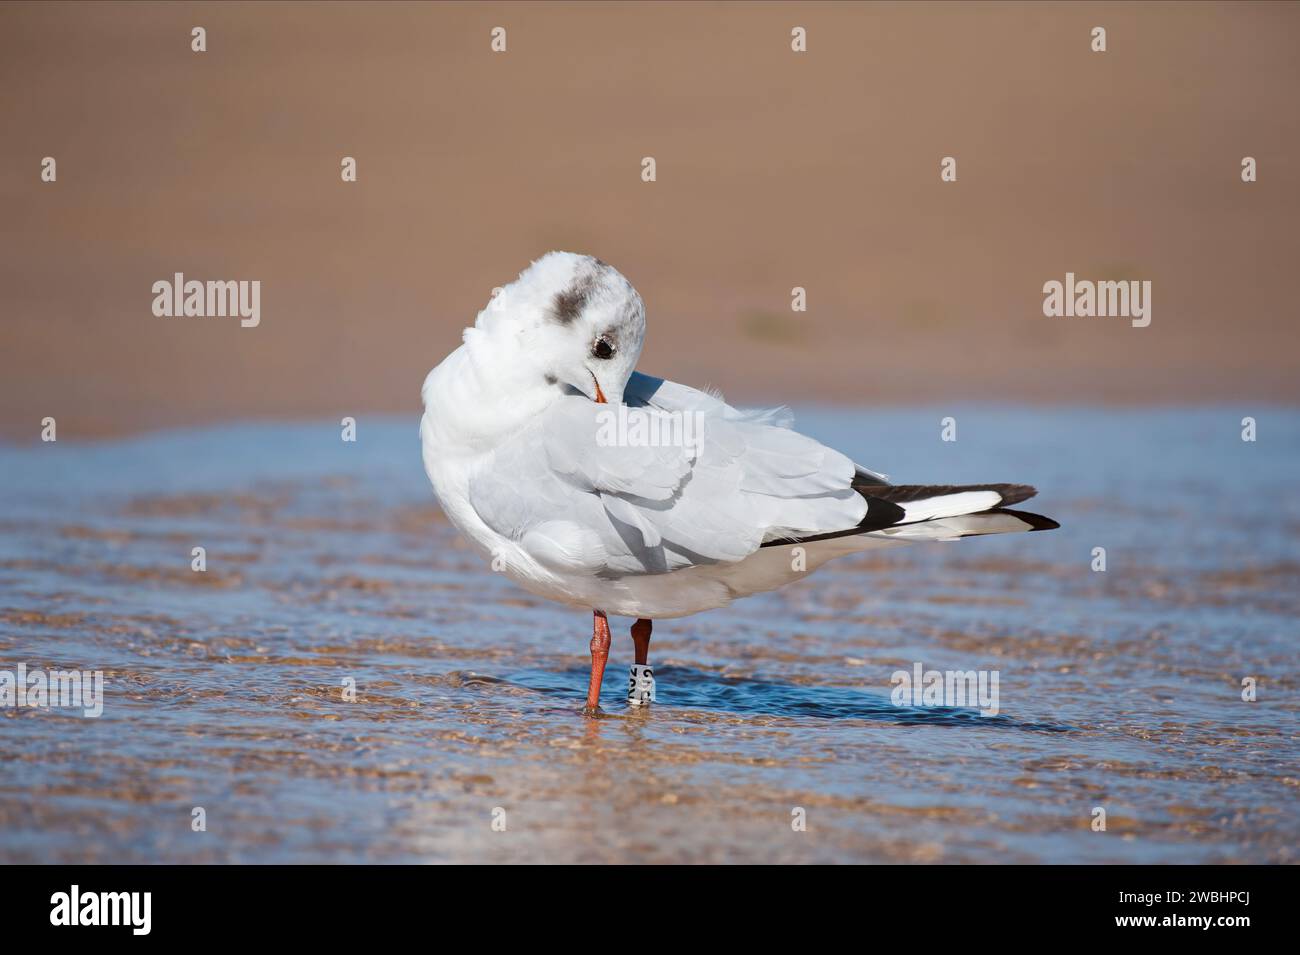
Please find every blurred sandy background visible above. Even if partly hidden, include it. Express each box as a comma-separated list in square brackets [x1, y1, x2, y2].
[1, 1, 1297, 441]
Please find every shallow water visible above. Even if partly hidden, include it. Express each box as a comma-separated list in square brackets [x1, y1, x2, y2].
[1, 407, 1296, 863]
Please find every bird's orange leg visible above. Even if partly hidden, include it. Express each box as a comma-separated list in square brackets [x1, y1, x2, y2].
[583, 610, 612, 715]
[627, 618, 655, 706]
[631, 618, 652, 665]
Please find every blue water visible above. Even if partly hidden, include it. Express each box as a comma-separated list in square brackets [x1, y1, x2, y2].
[1, 406, 1296, 862]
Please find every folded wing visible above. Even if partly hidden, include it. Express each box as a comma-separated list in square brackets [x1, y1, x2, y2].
[468, 374, 869, 576]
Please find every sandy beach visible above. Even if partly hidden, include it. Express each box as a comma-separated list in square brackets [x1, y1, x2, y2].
[2, 2, 1299, 442]
[1, 1, 1297, 868]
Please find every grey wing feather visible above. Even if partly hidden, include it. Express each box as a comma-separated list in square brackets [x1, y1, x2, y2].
[469, 375, 878, 576]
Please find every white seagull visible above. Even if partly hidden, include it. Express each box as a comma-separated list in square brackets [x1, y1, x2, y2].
[421, 253, 1058, 714]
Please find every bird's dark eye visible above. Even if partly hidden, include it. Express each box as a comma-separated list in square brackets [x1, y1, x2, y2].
[592, 337, 614, 360]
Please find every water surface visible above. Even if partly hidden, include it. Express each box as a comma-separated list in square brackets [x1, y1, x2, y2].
[1, 407, 1296, 863]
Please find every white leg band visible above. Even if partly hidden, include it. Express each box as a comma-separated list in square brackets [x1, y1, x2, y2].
[627, 664, 656, 705]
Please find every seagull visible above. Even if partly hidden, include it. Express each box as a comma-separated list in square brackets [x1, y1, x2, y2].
[420, 252, 1058, 715]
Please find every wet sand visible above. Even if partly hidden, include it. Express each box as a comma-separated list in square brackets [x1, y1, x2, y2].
[1, 407, 1296, 863]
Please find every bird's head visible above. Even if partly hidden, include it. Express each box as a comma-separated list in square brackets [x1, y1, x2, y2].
[473, 252, 646, 406]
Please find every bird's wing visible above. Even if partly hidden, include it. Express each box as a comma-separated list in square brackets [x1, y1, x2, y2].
[625, 372, 890, 484]
[467, 380, 869, 577]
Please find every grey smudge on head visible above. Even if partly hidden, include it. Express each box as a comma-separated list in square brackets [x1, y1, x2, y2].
[550, 257, 607, 324]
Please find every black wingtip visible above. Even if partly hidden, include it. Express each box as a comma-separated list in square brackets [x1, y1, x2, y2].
[992, 507, 1060, 531]
[995, 484, 1038, 507]
[862, 482, 1038, 507]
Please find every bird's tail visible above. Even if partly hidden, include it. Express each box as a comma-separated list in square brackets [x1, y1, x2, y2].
[856, 481, 1059, 540]
[763, 479, 1058, 547]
